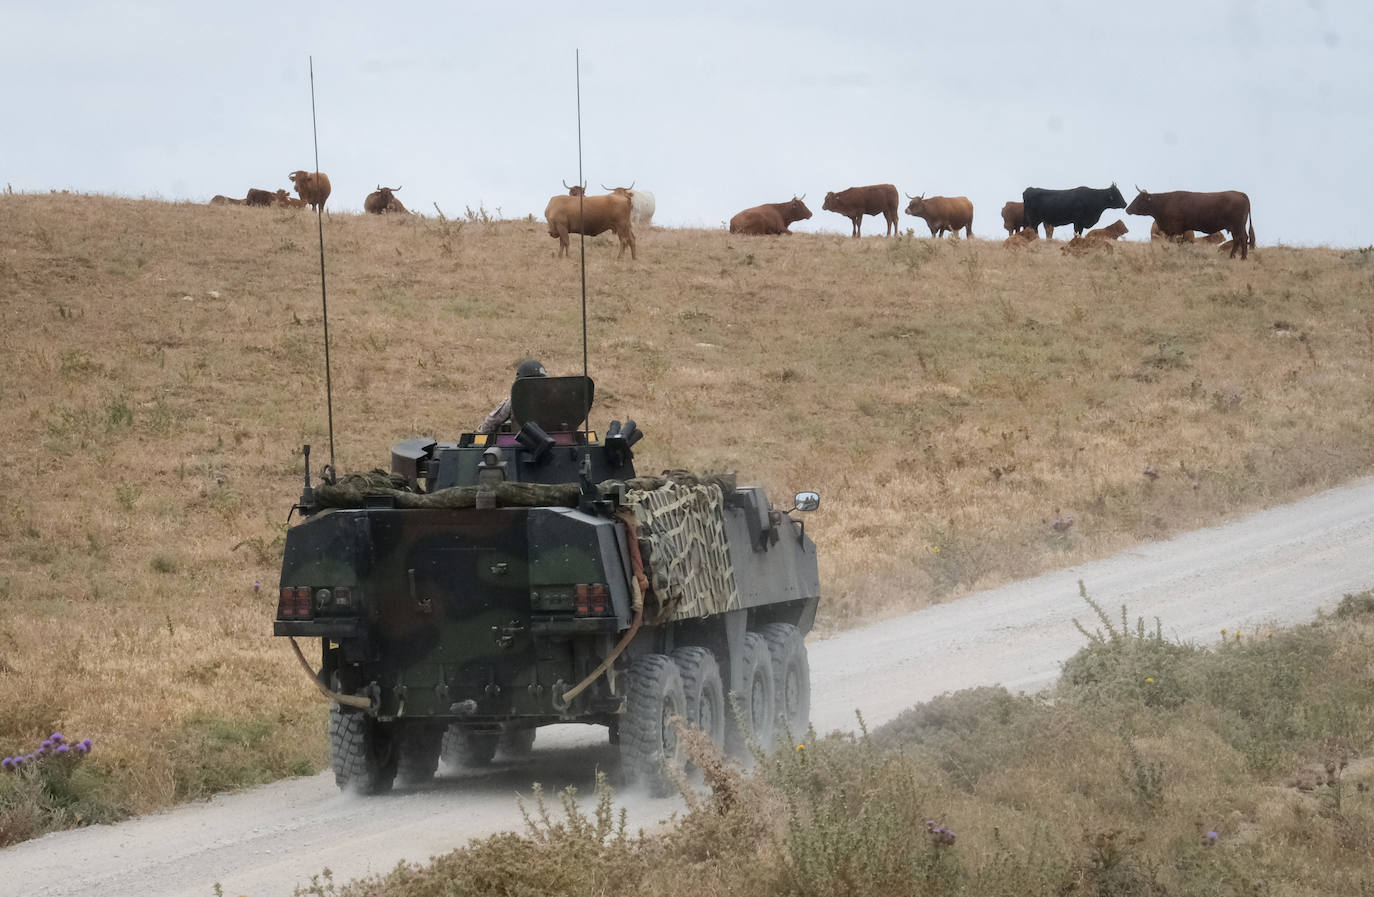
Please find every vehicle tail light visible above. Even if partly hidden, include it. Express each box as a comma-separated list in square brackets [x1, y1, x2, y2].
[278, 586, 313, 619]
[334, 586, 352, 608]
[574, 583, 610, 616]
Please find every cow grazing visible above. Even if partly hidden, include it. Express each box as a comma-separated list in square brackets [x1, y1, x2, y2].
[823, 184, 900, 237]
[1022, 184, 1127, 238]
[729, 196, 812, 235]
[209, 194, 243, 206]
[289, 170, 332, 212]
[244, 188, 277, 207]
[604, 183, 655, 228]
[1128, 188, 1255, 259]
[904, 194, 973, 238]
[1001, 201, 1026, 235]
[364, 185, 408, 214]
[544, 188, 636, 259]
[1086, 219, 1128, 240]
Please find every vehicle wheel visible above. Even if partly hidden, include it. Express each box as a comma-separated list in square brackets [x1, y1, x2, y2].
[671, 646, 726, 750]
[329, 705, 398, 794]
[619, 654, 687, 796]
[499, 725, 537, 758]
[758, 623, 811, 742]
[441, 725, 499, 768]
[727, 632, 775, 756]
[395, 722, 443, 785]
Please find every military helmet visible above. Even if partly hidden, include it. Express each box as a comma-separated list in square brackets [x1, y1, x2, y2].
[515, 359, 547, 379]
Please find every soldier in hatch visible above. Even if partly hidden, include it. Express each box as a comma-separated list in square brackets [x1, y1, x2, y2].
[475, 359, 547, 434]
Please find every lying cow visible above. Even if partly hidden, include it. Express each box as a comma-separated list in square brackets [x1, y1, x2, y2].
[729, 196, 812, 235]
[1085, 219, 1128, 240]
[364, 186, 408, 214]
[209, 195, 244, 206]
[904, 194, 973, 238]
[244, 188, 277, 207]
[1002, 228, 1039, 249]
[544, 187, 636, 259]
[273, 189, 306, 209]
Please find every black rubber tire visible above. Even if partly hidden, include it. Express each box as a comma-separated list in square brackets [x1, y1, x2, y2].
[395, 723, 443, 786]
[499, 725, 537, 758]
[329, 705, 398, 794]
[441, 725, 499, 768]
[671, 646, 726, 750]
[758, 622, 811, 743]
[727, 632, 775, 756]
[619, 654, 687, 796]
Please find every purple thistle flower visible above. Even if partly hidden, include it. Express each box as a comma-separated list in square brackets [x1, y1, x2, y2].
[80, 738, 92, 750]
[1, 757, 14, 771]
[37, 742, 51, 756]
[55, 744, 70, 755]
[50, 733, 65, 745]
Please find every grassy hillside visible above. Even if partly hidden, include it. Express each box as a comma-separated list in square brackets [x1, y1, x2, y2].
[1, 193, 1372, 839]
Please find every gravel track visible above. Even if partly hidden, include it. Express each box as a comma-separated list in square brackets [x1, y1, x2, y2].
[5, 477, 1373, 897]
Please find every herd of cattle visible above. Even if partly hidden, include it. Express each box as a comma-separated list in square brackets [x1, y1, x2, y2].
[207, 170, 1256, 261]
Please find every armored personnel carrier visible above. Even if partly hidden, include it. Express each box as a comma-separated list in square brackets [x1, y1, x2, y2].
[274, 375, 820, 794]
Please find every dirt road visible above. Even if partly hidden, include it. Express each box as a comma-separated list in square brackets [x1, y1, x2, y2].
[5, 477, 1373, 897]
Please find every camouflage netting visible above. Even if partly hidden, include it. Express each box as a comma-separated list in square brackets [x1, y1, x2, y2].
[624, 476, 741, 622]
[312, 469, 742, 621]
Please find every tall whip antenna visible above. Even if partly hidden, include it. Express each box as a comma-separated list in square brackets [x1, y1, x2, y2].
[575, 50, 589, 381]
[309, 56, 337, 477]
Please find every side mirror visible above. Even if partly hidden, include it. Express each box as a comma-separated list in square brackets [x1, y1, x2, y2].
[793, 491, 820, 512]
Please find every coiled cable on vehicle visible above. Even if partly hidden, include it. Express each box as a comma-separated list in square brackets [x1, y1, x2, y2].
[288, 637, 373, 710]
[553, 509, 648, 709]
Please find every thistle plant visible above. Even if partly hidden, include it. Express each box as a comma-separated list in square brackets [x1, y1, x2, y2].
[2, 732, 93, 772]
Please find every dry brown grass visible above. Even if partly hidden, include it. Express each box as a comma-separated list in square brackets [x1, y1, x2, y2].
[1, 193, 1373, 822]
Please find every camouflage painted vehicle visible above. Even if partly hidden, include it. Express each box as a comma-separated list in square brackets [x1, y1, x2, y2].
[274, 375, 821, 794]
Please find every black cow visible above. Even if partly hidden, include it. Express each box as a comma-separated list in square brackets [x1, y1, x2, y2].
[1021, 184, 1127, 238]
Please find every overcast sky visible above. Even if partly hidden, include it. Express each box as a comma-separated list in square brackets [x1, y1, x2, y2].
[3, 1, 1369, 245]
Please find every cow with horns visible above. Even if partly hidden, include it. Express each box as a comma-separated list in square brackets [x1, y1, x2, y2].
[904, 193, 974, 238]
[288, 170, 332, 212]
[729, 196, 812, 235]
[822, 184, 900, 237]
[1128, 187, 1255, 260]
[544, 184, 636, 259]
[602, 183, 655, 228]
[1021, 184, 1127, 238]
[364, 186, 408, 214]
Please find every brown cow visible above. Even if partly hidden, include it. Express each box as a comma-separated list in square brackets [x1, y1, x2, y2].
[1001, 201, 1026, 235]
[1150, 221, 1194, 243]
[289, 170, 332, 212]
[1128, 188, 1255, 259]
[823, 184, 899, 237]
[1086, 219, 1128, 240]
[209, 194, 244, 206]
[364, 186, 408, 214]
[544, 189, 636, 259]
[729, 196, 812, 235]
[1198, 231, 1226, 244]
[563, 179, 587, 197]
[1002, 228, 1039, 248]
[272, 189, 306, 209]
[244, 188, 277, 207]
[904, 193, 973, 238]
[1061, 234, 1117, 255]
